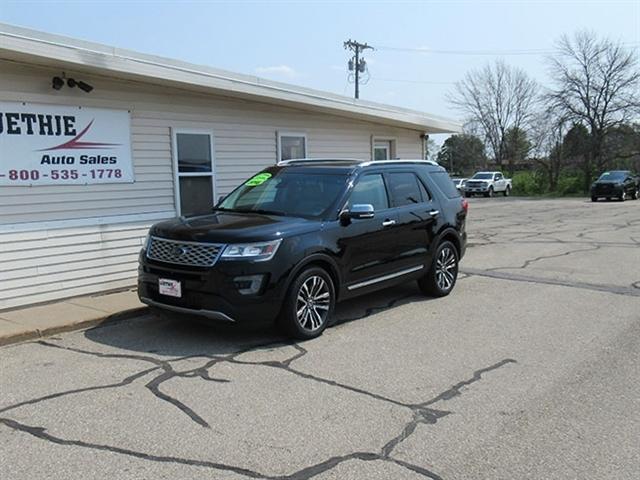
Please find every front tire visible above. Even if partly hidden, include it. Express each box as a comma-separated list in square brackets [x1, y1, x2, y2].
[485, 187, 494, 198]
[503, 186, 511, 197]
[279, 267, 335, 339]
[619, 191, 626, 202]
[418, 241, 459, 297]
[591, 196, 597, 202]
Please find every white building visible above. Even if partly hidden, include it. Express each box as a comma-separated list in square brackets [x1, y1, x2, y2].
[0, 23, 459, 310]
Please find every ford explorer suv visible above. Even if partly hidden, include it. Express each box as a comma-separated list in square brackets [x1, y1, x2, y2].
[138, 159, 468, 339]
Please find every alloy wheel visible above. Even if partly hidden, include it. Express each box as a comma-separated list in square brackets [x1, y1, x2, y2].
[435, 246, 457, 291]
[296, 276, 331, 331]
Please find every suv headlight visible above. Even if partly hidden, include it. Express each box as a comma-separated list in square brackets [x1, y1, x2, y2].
[221, 239, 282, 261]
[142, 232, 151, 250]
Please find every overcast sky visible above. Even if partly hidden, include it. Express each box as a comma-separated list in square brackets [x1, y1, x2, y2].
[1, 0, 638, 143]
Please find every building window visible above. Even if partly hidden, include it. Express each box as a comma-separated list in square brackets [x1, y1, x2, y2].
[278, 132, 307, 161]
[173, 130, 215, 216]
[372, 138, 396, 161]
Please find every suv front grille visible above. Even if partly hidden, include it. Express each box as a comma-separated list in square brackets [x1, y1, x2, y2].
[147, 237, 224, 267]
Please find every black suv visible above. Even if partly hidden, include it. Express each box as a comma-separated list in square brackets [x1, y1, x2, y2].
[138, 159, 468, 339]
[591, 170, 639, 201]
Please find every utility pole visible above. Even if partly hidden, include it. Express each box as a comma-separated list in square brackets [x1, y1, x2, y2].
[344, 39, 373, 99]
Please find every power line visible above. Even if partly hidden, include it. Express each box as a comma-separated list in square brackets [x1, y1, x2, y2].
[372, 76, 455, 85]
[375, 42, 640, 56]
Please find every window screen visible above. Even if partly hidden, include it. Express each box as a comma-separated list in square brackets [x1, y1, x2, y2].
[175, 131, 214, 215]
[279, 134, 306, 161]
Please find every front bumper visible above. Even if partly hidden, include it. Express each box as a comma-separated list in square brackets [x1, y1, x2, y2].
[464, 185, 489, 193]
[137, 250, 288, 324]
[591, 185, 622, 197]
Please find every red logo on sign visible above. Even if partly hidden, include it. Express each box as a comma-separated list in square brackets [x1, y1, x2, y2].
[40, 120, 121, 151]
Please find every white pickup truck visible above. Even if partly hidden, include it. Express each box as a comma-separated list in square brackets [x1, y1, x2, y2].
[463, 171, 512, 197]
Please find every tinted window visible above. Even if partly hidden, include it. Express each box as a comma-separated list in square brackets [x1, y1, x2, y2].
[349, 174, 389, 211]
[387, 172, 425, 207]
[598, 171, 628, 181]
[430, 171, 461, 199]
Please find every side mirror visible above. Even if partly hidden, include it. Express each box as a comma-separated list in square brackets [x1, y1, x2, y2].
[340, 204, 375, 224]
[217, 194, 226, 204]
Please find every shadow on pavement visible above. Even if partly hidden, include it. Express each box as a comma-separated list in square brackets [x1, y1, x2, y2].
[83, 282, 426, 357]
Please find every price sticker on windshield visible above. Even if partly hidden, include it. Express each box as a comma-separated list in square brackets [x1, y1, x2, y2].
[245, 172, 272, 187]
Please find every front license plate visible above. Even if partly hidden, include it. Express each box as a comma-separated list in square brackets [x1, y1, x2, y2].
[159, 278, 181, 298]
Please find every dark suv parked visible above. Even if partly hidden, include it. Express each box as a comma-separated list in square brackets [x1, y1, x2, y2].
[591, 170, 639, 201]
[138, 159, 468, 339]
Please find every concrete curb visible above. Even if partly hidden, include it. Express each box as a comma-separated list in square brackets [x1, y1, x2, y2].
[0, 306, 149, 347]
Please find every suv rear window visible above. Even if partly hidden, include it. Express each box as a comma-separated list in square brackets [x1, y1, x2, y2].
[387, 172, 427, 206]
[430, 171, 461, 199]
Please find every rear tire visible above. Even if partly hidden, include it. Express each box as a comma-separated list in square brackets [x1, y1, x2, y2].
[632, 189, 639, 200]
[418, 241, 459, 297]
[591, 196, 597, 202]
[278, 267, 335, 340]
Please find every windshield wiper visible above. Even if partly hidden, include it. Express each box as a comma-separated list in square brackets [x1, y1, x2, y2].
[244, 208, 288, 216]
[213, 207, 288, 216]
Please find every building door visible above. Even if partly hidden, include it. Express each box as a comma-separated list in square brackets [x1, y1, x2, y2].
[373, 140, 392, 161]
[173, 129, 215, 216]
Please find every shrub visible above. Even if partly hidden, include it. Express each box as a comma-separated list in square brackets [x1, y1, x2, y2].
[511, 171, 547, 196]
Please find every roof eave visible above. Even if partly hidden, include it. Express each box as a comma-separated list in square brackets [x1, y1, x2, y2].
[0, 23, 462, 133]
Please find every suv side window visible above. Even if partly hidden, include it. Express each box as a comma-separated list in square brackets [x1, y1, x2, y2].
[387, 172, 425, 207]
[349, 173, 389, 211]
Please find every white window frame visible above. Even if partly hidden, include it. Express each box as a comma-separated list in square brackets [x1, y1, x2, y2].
[371, 136, 397, 161]
[277, 131, 307, 162]
[171, 128, 216, 216]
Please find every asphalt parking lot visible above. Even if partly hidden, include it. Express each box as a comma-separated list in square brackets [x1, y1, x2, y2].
[1, 197, 639, 480]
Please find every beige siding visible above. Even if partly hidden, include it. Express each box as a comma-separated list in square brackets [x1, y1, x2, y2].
[0, 60, 424, 309]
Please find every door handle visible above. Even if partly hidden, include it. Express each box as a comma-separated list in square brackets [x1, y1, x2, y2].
[429, 210, 440, 217]
[382, 219, 396, 227]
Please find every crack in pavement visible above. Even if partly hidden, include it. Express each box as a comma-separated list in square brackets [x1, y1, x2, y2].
[0, 331, 516, 479]
[485, 245, 602, 272]
[461, 268, 640, 297]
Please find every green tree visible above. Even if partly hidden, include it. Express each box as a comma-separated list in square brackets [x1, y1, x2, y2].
[437, 134, 487, 175]
[503, 127, 531, 175]
[601, 124, 640, 172]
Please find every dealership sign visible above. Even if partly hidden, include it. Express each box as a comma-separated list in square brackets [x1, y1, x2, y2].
[0, 102, 133, 185]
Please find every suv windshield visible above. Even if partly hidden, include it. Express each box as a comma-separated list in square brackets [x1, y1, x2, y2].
[218, 169, 348, 218]
[598, 171, 628, 181]
[472, 173, 494, 180]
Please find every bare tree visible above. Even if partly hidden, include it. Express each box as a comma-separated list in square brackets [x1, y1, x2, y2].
[529, 106, 569, 191]
[448, 60, 539, 171]
[546, 31, 640, 189]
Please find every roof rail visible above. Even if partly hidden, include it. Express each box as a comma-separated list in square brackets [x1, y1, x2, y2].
[277, 158, 440, 167]
[277, 158, 362, 166]
[359, 159, 440, 167]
